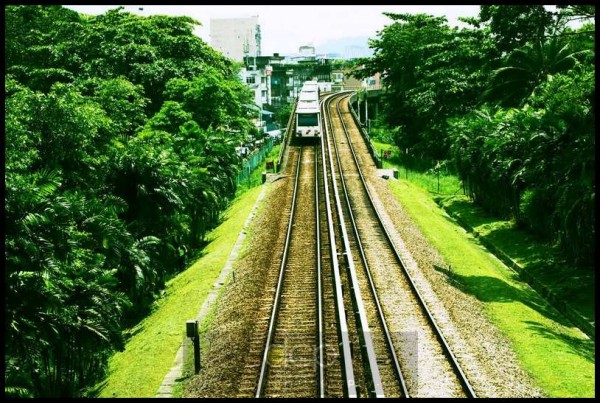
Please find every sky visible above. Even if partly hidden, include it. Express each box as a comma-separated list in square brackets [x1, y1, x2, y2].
[64, 5, 483, 55]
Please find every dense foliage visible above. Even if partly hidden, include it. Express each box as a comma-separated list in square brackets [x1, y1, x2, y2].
[354, 6, 594, 266]
[5, 5, 254, 397]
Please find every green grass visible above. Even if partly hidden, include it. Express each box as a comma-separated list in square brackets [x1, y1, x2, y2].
[96, 186, 264, 398]
[373, 138, 595, 395]
[438, 195, 595, 323]
[388, 178, 594, 397]
[372, 141, 463, 195]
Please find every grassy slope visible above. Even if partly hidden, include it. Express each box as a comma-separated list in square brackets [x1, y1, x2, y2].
[97, 186, 263, 398]
[388, 178, 594, 397]
[439, 195, 595, 322]
[373, 140, 594, 325]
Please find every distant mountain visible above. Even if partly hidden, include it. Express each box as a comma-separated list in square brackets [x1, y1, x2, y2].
[315, 36, 374, 59]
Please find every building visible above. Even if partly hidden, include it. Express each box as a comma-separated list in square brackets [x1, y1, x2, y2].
[241, 52, 333, 110]
[331, 67, 363, 91]
[210, 16, 261, 62]
[361, 71, 382, 90]
[239, 53, 285, 107]
[298, 45, 316, 57]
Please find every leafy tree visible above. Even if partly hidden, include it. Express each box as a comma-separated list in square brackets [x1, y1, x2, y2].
[5, 5, 86, 87]
[5, 5, 256, 396]
[76, 77, 149, 138]
[5, 81, 135, 393]
[5, 188, 131, 397]
[355, 12, 495, 160]
[522, 64, 594, 264]
[449, 61, 594, 265]
[163, 67, 254, 132]
[479, 5, 555, 54]
[355, 14, 452, 153]
[274, 103, 293, 129]
[554, 5, 595, 34]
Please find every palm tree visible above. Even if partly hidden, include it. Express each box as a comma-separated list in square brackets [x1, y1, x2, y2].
[482, 37, 592, 107]
[5, 181, 132, 397]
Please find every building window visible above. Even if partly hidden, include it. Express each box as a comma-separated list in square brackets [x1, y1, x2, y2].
[261, 77, 266, 84]
[246, 76, 256, 84]
[261, 90, 267, 97]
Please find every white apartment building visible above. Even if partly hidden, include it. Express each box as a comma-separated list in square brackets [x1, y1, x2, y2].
[210, 16, 261, 62]
[239, 66, 270, 107]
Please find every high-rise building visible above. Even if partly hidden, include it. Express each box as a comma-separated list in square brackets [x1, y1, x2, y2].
[210, 16, 261, 62]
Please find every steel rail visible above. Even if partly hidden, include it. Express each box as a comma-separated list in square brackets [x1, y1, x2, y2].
[315, 143, 325, 398]
[255, 147, 304, 398]
[320, 93, 358, 398]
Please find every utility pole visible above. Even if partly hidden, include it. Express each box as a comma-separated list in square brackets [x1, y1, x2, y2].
[365, 90, 369, 134]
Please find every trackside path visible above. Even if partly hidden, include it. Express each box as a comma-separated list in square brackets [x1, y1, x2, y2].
[155, 184, 268, 397]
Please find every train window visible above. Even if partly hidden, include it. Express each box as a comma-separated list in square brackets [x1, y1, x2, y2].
[298, 113, 318, 126]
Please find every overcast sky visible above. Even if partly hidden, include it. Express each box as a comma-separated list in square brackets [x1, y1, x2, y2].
[64, 5, 483, 55]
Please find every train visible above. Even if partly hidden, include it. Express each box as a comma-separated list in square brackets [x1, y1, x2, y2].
[294, 80, 322, 140]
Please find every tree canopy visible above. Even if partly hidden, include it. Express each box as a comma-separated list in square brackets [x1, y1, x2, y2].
[5, 5, 255, 397]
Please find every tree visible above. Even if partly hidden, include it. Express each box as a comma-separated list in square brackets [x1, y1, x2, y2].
[355, 12, 496, 160]
[522, 64, 594, 265]
[273, 103, 293, 129]
[479, 5, 555, 54]
[482, 36, 593, 107]
[5, 5, 257, 396]
[163, 67, 254, 132]
[76, 77, 149, 138]
[449, 61, 594, 266]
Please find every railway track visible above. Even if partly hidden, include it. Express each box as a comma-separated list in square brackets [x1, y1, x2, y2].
[254, 146, 320, 397]
[241, 90, 477, 398]
[251, 141, 357, 398]
[326, 92, 477, 398]
[323, 92, 408, 398]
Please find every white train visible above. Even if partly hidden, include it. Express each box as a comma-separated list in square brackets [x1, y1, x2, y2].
[295, 80, 322, 139]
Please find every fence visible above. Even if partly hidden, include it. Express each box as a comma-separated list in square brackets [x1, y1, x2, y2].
[348, 92, 382, 169]
[276, 100, 297, 173]
[235, 136, 277, 185]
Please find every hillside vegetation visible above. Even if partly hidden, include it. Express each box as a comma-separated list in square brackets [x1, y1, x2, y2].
[5, 5, 255, 397]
